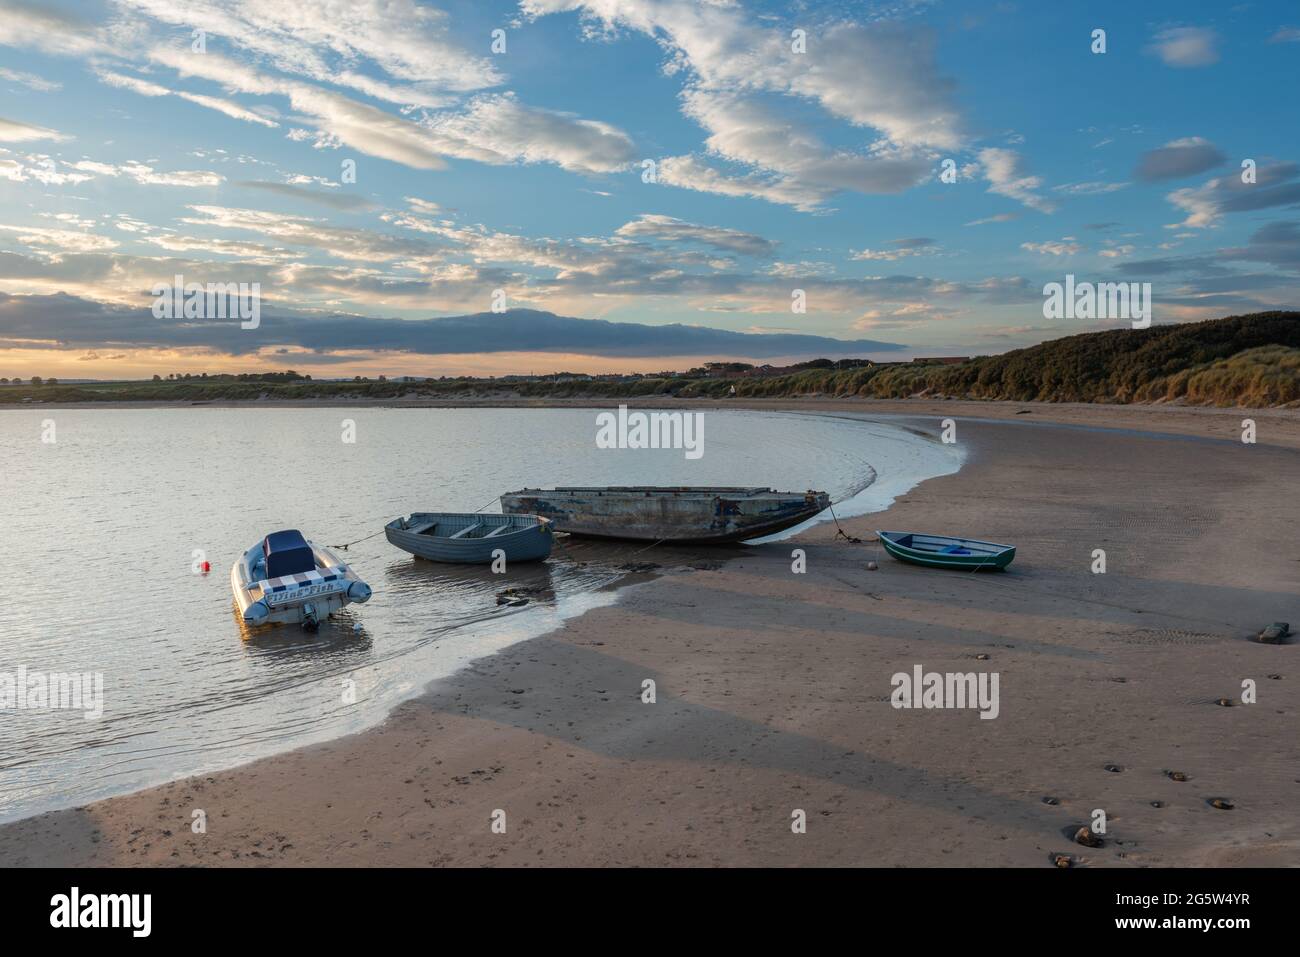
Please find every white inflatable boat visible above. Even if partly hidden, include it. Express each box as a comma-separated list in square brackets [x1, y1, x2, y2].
[231, 529, 372, 631]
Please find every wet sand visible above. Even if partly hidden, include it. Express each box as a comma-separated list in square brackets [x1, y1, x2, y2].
[2, 403, 1298, 867]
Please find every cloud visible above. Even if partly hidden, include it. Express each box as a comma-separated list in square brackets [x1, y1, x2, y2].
[851, 238, 937, 261]
[655, 154, 828, 211]
[147, 49, 635, 174]
[235, 181, 377, 211]
[665, 88, 931, 210]
[1021, 239, 1081, 256]
[0, 223, 118, 253]
[181, 205, 445, 262]
[112, 0, 502, 104]
[523, 2, 962, 209]
[0, 0, 104, 57]
[1052, 181, 1129, 195]
[1268, 27, 1300, 44]
[1164, 162, 1300, 228]
[0, 116, 68, 142]
[853, 301, 956, 330]
[1098, 245, 1135, 259]
[0, 153, 93, 184]
[66, 159, 223, 187]
[527, 3, 964, 150]
[612, 214, 776, 256]
[1147, 27, 1220, 68]
[964, 212, 1018, 227]
[1135, 137, 1226, 181]
[978, 148, 1055, 213]
[95, 69, 281, 128]
[1217, 220, 1300, 271]
[0, 66, 60, 91]
[423, 93, 636, 174]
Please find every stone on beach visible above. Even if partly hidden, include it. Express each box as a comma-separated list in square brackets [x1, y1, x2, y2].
[1074, 826, 1103, 848]
[1258, 622, 1290, 644]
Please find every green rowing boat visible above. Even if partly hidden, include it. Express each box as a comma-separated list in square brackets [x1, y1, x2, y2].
[876, 531, 1016, 571]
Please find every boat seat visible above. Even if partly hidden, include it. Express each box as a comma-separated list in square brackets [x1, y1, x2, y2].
[486, 524, 514, 537]
[408, 521, 436, 534]
[941, 545, 972, 555]
[450, 523, 483, 539]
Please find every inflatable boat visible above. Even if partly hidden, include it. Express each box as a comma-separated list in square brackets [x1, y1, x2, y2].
[231, 529, 372, 631]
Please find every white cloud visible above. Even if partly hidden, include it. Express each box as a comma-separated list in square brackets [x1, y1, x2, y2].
[66, 158, 224, 187]
[0, 0, 105, 58]
[0, 66, 60, 92]
[424, 93, 636, 174]
[979, 148, 1055, 213]
[113, 0, 502, 105]
[0, 116, 69, 142]
[656, 154, 828, 212]
[524, 1, 963, 209]
[851, 238, 937, 262]
[964, 212, 1017, 226]
[1147, 27, 1220, 68]
[95, 69, 280, 128]
[146, 49, 634, 174]
[614, 214, 775, 256]
[1021, 239, 1081, 256]
[1052, 181, 1129, 195]
[0, 223, 118, 252]
[181, 205, 445, 262]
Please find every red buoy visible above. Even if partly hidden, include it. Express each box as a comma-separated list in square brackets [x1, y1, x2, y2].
[201, 561, 211, 574]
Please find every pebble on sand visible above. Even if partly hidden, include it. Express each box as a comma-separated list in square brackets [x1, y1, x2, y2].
[1258, 622, 1290, 644]
[1168, 771, 1189, 782]
[866, 561, 878, 571]
[1209, 798, 1234, 810]
[1053, 854, 1073, 868]
[1074, 826, 1103, 848]
[1104, 764, 1123, 773]
[1215, 697, 1234, 707]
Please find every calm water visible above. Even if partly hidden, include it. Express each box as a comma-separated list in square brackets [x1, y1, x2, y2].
[0, 406, 961, 822]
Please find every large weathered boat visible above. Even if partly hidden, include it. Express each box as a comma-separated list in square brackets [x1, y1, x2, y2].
[231, 529, 372, 631]
[500, 486, 831, 544]
[385, 512, 553, 563]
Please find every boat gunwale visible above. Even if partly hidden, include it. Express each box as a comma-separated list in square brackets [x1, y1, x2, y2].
[876, 530, 1016, 553]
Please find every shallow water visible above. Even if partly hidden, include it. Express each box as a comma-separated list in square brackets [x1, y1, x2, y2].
[0, 406, 961, 822]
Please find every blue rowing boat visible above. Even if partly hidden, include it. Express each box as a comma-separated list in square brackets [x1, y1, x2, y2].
[877, 531, 1016, 570]
[385, 512, 553, 564]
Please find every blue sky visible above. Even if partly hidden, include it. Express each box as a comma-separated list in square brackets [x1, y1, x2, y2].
[0, 0, 1297, 378]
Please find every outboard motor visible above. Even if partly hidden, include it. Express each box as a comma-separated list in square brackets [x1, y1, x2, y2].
[301, 602, 320, 633]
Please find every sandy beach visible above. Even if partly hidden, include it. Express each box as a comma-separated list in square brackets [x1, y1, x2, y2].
[2, 401, 1297, 867]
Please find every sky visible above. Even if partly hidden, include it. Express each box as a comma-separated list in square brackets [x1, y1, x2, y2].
[0, 0, 1297, 379]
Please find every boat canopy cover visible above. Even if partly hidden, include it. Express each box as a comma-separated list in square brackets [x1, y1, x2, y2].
[263, 529, 315, 578]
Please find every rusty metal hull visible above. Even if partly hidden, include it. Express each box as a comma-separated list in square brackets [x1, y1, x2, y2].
[499, 486, 831, 544]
